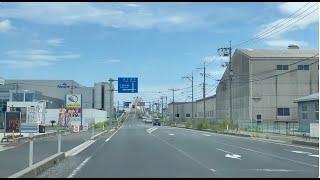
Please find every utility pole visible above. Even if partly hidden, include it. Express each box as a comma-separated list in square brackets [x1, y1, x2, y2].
[108, 78, 116, 122]
[197, 63, 206, 121]
[182, 71, 194, 122]
[168, 88, 178, 122]
[161, 96, 164, 119]
[218, 41, 233, 126]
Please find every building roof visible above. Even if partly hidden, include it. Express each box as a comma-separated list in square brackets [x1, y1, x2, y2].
[237, 49, 318, 59]
[294, 93, 319, 103]
[195, 95, 216, 102]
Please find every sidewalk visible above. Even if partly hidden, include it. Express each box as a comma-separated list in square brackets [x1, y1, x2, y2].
[173, 123, 319, 148]
[0, 127, 107, 177]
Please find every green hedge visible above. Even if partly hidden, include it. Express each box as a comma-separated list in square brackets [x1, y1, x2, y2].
[94, 121, 110, 128]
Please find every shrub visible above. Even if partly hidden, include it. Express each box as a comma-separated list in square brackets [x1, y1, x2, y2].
[185, 120, 193, 128]
[194, 120, 210, 130]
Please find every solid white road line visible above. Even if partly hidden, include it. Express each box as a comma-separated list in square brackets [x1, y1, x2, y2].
[105, 125, 123, 143]
[254, 169, 294, 172]
[168, 133, 175, 136]
[67, 156, 92, 178]
[202, 134, 211, 137]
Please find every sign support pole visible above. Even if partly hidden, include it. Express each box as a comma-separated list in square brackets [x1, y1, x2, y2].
[29, 133, 34, 167]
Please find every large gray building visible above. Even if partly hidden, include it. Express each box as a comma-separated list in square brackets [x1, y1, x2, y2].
[0, 79, 115, 115]
[94, 82, 115, 119]
[216, 46, 319, 129]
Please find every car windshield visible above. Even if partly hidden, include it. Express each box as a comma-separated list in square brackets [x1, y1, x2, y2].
[0, 2, 318, 179]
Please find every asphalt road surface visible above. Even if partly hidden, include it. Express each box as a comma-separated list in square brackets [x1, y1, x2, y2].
[38, 112, 319, 178]
[0, 128, 104, 177]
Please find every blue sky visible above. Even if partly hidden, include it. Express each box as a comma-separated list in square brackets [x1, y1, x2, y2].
[0, 2, 318, 105]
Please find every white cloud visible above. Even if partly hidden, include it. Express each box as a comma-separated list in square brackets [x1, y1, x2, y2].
[107, 59, 121, 63]
[0, 19, 12, 32]
[0, 60, 52, 68]
[0, 3, 199, 30]
[122, 3, 141, 8]
[264, 39, 308, 48]
[47, 38, 64, 46]
[255, 2, 318, 47]
[1, 49, 80, 68]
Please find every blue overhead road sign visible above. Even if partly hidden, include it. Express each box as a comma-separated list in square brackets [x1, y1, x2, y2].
[118, 77, 138, 93]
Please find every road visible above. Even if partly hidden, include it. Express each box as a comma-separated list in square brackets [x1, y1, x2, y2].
[0, 128, 104, 177]
[38, 112, 319, 178]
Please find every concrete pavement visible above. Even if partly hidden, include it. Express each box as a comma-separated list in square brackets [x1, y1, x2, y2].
[36, 113, 319, 178]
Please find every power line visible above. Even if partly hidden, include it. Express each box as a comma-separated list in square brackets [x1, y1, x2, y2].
[232, 3, 318, 48]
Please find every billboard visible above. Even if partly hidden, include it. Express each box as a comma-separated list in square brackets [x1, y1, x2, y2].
[5, 112, 21, 133]
[66, 94, 82, 108]
[65, 94, 82, 132]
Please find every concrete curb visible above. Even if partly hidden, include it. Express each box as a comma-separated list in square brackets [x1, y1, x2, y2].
[8, 152, 65, 178]
[90, 129, 108, 140]
[292, 140, 319, 147]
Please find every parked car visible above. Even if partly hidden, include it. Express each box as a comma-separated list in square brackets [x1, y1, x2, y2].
[144, 119, 153, 124]
[152, 118, 161, 126]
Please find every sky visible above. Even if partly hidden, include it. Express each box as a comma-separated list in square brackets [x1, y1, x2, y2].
[0, 2, 318, 105]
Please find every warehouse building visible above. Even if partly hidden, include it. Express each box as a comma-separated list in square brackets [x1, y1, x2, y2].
[195, 95, 216, 123]
[166, 95, 217, 122]
[216, 45, 319, 130]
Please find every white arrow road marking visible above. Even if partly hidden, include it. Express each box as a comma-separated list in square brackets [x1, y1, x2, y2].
[146, 127, 158, 134]
[285, 149, 319, 158]
[202, 134, 211, 137]
[168, 133, 175, 136]
[216, 148, 242, 160]
[210, 169, 216, 172]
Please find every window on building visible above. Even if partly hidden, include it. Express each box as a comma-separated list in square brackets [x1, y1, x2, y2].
[25, 93, 35, 102]
[302, 113, 308, 120]
[277, 108, 290, 116]
[302, 104, 308, 111]
[277, 65, 282, 70]
[298, 65, 309, 70]
[12, 92, 24, 101]
[175, 114, 179, 117]
[186, 113, 190, 117]
[277, 65, 289, 70]
[257, 114, 261, 120]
